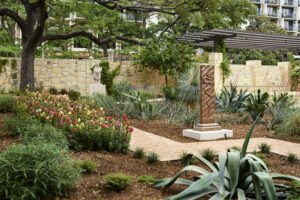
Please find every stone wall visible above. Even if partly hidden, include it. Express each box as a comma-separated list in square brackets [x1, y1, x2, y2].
[0, 58, 167, 95]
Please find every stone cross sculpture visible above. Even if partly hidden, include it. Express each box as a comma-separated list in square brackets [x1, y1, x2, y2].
[183, 64, 233, 140]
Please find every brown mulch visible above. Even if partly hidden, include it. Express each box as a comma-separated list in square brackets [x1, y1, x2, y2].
[130, 115, 300, 144]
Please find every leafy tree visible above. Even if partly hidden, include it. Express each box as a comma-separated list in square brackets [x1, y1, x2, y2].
[135, 37, 195, 86]
[246, 15, 287, 34]
[0, 0, 256, 90]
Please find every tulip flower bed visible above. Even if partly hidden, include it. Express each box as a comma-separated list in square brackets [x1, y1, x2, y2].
[23, 92, 132, 153]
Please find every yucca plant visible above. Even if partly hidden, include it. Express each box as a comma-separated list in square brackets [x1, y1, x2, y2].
[216, 84, 250, 113]
[154, 118, 300, 199]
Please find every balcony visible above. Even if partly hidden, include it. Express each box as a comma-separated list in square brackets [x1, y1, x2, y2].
[284, 25, 297, 32]
[267, 11, 280, 17]
[282, 13, 296, 18]
[283, 0, 298, 6]
[265, 0, 280, 4]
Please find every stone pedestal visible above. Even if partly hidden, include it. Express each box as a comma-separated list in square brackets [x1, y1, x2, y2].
[183, 63, 233, 141]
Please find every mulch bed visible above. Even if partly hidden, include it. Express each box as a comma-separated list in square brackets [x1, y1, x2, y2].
[130, 117, 300, 144]
[0, 113, 299, 199]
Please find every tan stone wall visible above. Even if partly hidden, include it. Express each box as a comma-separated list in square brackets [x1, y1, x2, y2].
[0, 58, 167, 95]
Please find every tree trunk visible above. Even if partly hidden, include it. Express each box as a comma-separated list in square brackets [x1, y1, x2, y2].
[165, 75, 168, 87]
[20, 48, 35, 90]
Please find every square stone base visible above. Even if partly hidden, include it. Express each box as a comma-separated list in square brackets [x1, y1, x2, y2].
[183, 129, 233, 141]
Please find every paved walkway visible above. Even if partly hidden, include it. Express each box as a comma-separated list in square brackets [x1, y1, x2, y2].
[130, 128, 300, 161]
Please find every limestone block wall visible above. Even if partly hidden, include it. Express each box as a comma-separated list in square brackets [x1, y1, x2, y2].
[0, 58, 167, 95]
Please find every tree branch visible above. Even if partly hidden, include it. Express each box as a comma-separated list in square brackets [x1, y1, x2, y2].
[41, 31, 145, 46]
[0, 7, 26, 31]
[157, 15, 181, 40]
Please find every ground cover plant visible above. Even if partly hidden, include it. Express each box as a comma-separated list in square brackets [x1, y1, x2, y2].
[0, 143, 80, 200]
[0, 94, 16, 113]
[154, 119, 300, 199]
[104, 173, 132, 191]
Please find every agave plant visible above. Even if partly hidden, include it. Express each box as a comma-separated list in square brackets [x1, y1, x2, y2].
[154, 118, 300, 199]
[246, 89, 270, 121]
[216, 84, 250, 113]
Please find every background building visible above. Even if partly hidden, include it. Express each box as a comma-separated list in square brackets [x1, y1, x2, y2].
[251, 0, 300, 35]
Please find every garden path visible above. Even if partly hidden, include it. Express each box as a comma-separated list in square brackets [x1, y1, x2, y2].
[130, 128, 300, 161]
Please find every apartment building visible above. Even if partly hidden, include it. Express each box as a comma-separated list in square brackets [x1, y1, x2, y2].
[251, 0, 300, 35]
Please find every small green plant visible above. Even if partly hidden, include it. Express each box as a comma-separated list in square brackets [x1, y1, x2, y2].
[287, 153, 298, 163]
[246, 89, 270, 121]
[78, 159, 96, 174]
[4, 114, 39, 136]
[162, 86, 177, 101]
[104, 173, 131, 191]
[0, 144, 80, 200]
[48, 87, 59, 95]
[200, 148, 216, 162]
[276, 109, 300, 136]
[100, 61, 120, 95]
[68, 90, 81, 101]
[147, 152, 159, 164]
[288, 181, 300, 199]
[137, 175, 156, 184]
[112, 81, 132, 102]
[60, 88, 69, 95]
[133, 147, 145, 159]
[258, 143, 271, 154]
[0, 95, 16, 113]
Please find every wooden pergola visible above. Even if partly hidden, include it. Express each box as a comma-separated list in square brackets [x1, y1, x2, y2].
[177, 29, 300, 51]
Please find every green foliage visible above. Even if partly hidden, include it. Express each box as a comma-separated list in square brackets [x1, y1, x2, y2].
[220, 57, 231, 83]
[266, 93, 295, 130]
[21, 124, 68, 149]
[276, 109, 300, 136]
[135, 37, 195, 85]
[147, 152, 159, 164]
[287, 153, 298, 163]
[133, 147, 145, 159]
[0, 95, 16, 113]
[247, 15, 287, 35]
[258, 143, 271, 154]
[288, 181, 300, 199]
[162, 86, 177, 101]
[216, 85, 250, 113]
[288, 52, 300, 91]
[49, 87, 59, 95]
[154, 119, 300, 199]
[137, 175, 156, 184]
[68, 90, 81, 101]
[112, 81, 133, 102]
[60, 88, 69, 95]
[200, 148, 216, 162]
[246, 89, 270, 121]
[100, 61, 120, 95]
[0, 58, 8, 73]
[78, 159, 96, 174]
[70, 127, 131, 154]
[176, 65, 199, 106]
[0, 143, 80, 200]
[104, 173, 131, 191]
[4, 114, 39, 136]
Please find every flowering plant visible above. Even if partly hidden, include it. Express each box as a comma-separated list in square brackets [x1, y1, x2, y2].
[23, 92, 133, 135]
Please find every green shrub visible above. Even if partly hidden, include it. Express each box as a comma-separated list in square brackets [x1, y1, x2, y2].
[0, 144, 80, 200]
[48, 87, 59, 95]
[60, 88, 68, 95]
[68, 90, 81, 101]
[276, 109, 300, 136]
[112, 81, 132, 102]
[287, 153, 298, 163]
[200, 148, 216, 162]
[246, 89, 270, 121]
[4, 114, 39, 136]
[288, 181, 300, 199]
[147, 152, 159, 164]
[137, 175, 156, 184]
[163, 86, 177, 101]
[70, 127, 131, 154]
[133, 147, 145, 159]
[21, 124, 68, 148]
[100, 61, 120, 95]
[258, 143, 271, 154]
[104, 173, 131, 191]
[78, 159, 96, 174]
[0, 95, 16, 113]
